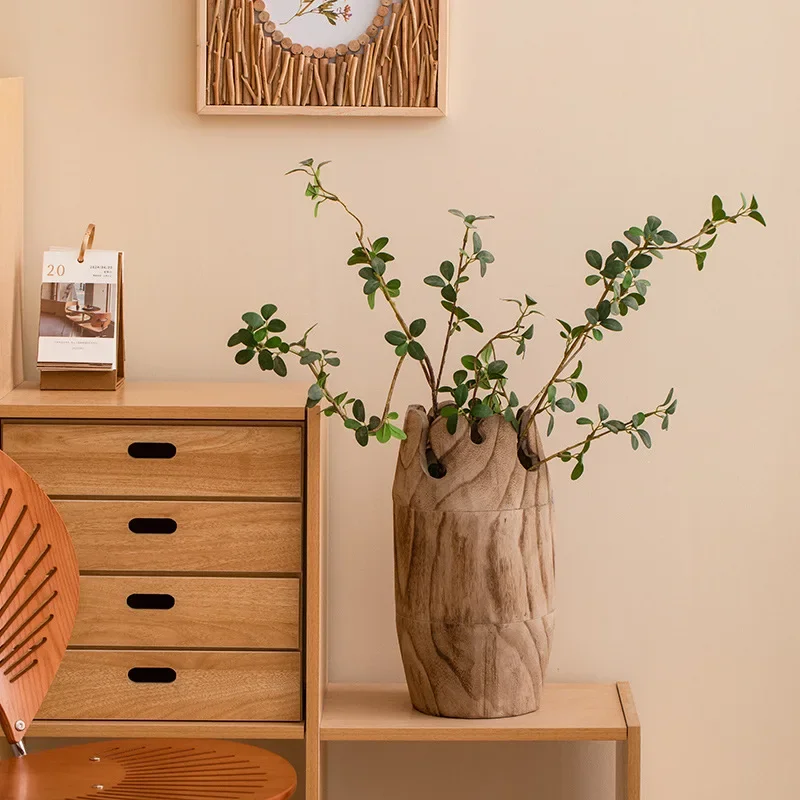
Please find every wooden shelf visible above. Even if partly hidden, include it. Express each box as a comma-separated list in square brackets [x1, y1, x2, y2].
[29, 719, 306, 740]
[321, 683, 632, 742]
[0, 381, 310, 421]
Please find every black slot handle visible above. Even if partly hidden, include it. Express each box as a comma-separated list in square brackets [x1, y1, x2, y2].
[128, 518, 178, 535]
[128, 667, 177, 684]
[127, 442, 177, 459]
[126, 593, 176, 610]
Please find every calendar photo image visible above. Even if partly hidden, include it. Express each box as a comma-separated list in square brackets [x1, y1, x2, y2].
[39, 281, 117, 340]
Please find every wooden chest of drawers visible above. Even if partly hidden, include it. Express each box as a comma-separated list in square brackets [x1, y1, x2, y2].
[0, 382, 325, 745]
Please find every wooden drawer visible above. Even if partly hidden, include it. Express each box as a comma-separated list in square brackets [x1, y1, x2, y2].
[1, 422, 303, 499]
[55, 499, 303, 574]
[38, 650, 302, 721]
[72, 576, 300, 649]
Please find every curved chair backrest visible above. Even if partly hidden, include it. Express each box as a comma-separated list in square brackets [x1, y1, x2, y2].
[0, 450, 79, 748]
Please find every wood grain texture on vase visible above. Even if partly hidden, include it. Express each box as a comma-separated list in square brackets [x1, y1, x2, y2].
[393, 406, 555, 718]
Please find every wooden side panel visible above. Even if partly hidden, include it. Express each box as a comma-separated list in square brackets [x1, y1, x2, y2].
[616, 682, 642, 800]
[38, 650, 302, 722]
[55, 499, 303, 574]
[71, 576, 300, 649]
[305, 408, 327, 800]
[0, 79, 23, 399]
[2, 423, 303, 499]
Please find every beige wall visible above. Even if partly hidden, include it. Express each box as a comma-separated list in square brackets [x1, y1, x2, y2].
[2, 1, 798, 797]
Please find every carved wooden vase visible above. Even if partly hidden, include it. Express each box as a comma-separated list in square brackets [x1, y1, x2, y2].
[393, 405, 555, 719]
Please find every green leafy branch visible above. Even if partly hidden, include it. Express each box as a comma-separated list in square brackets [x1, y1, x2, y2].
[539, 388, 679, 480]
[229, 159, 765, 475]
[521, 193, 764, 448]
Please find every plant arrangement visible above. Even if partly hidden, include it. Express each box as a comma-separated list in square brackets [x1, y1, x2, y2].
[281, 1, 353, 25]
[228, 159, 765, 479]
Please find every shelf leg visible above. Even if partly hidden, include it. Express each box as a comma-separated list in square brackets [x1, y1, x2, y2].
[615, 682, 641, 800]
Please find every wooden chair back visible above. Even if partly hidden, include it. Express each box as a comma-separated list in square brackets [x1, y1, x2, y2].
[0, 450, 79, 748]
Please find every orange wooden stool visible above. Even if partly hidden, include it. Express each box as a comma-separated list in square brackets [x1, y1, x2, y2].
[0, 450, 297, 800]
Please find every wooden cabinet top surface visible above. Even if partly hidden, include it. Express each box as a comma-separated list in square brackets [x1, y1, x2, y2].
[0, 381, 310, 420]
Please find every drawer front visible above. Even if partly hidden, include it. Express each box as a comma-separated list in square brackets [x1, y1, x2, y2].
[55, 500, 303, 574]
[1, 422, 303, 499]
[38, 650, 302, 721]
[72, 576, 300, 649]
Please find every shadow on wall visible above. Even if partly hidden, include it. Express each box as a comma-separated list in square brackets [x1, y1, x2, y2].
[327, 741, 616, 799]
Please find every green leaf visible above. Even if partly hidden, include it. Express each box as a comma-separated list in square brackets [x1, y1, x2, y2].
[666, 399, 678, 415]
[373, 236, 389, 251]
[307, 384, 324, 407]
[487, 360, 508, 378]
[660, 230, 678, 244]
[449, 209, 465, 218]
[547, 385, 557, 405]
[604, 420, 627, 433]
[647, 215, 662, 230]
[384, 331, 406, 346]
[267, 319, 287, 333]
[612, 241, 629, 260]
[585, 308, 600, 325]
[664, 388, 674, 406]
[235, 348, 255, 365]
[367, 292, 376, 310]
[355, 427, 369, 447]
[631, 254, 652, 270]
[388, 424, 407, 441]
[464, 318, 484, 332]
[260, 304, 277, 320]
[371, 257, 386, 276]
[376, 424, 391, 444]
[242, 312, 264, 329]
[454, 370, 468, 385]
[638, 429, 652, 449]
[598, 404, 609, 421]
[547, 414, 555, 437]
[454, 384, 468, 406]
[585, 250, 603, 269]
[299, 350, 321, 365]
[472, 402, 493, 419]
[695, 251, 707, 271]
[446, 414, 459, 435]
[622, 296, 640, 311]
[424, 275, 446, 288]
[461, 355, 480, 371]
[273, 355, 288, 377]
[750, 210, 766, 226]
[348, 252, 370, 266]
[441, 284, 457, 303]
[601, 318, 623, 332]
[597, 300, 611, 320]
[698, 235, 717, 251]
[571, 461, 584, 480]
[363, 279, 380, 295]
[227, 331, 244, 347]
[509, 391, 519, 408]
[472, 231, 482, 253]
[630, 433, 639, 451]
[409, 319, 427, 337]
[712, 195, 726, 221]
[326, 357, 341, 367]
[555, 398, 575, 413]
[440, 260, 455, 281]
[476, 250, 495, 264]
[592, 329, 604, 341]
[407, 341, 427, 361]
[577, 417, 593, 425]
[344, 418, 360, 431]
[352, 399, 365, 422]
[258, 350, 274, 371]
[575, 382, 588, 403]
[624, 227, 643, 245]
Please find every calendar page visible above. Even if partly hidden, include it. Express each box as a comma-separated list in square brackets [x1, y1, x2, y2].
[37, 248, 121, 371]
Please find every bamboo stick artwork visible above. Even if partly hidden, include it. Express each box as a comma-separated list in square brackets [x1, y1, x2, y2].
[201, 0, 443, 112]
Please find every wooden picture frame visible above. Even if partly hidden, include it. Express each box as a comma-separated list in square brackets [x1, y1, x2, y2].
[197, 0, 448, 116]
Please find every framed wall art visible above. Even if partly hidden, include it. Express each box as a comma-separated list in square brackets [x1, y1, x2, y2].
[197, 0, 447, 116]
